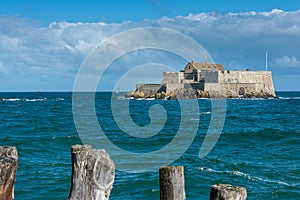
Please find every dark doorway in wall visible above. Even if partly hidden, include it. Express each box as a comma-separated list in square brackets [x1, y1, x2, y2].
[239, 87, 245, 95]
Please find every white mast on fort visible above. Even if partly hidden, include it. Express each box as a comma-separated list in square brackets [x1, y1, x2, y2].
[265, 50, 268, 71]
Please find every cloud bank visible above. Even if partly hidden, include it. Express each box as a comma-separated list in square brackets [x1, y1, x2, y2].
[0, 9, 299, 91]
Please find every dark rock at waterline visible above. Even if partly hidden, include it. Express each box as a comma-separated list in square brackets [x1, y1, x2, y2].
[131, 89, 145, 99]
[125, 89, 276, 100]
[242, 91, 275, 99]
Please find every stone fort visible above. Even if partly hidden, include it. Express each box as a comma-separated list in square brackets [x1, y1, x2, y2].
[133, 61, 276, 99]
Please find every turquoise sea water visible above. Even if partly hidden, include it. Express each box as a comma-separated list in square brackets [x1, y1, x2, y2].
[0, 92, 299, 199]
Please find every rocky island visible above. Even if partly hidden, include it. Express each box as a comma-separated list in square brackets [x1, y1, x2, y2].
[126, 61, 276, 99]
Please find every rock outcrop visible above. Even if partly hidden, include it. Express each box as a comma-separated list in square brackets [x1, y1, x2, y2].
[126, 88, 275, 100]
[172, 88, 197, 99]
[131, 90, 145, 99]
[196, 90, 210, 98]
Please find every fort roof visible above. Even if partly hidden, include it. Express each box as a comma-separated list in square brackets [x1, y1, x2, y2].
[184, 61, 225, 72]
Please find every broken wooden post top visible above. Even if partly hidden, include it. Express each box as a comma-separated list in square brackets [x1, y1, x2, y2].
[71, 144, 91, 152]
[68, 144, 115, 200]
[0, 146, 18, 160]
[210, 184, 247, 200]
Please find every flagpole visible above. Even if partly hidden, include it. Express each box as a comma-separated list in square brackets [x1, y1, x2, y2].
[265, 50, 268, 71]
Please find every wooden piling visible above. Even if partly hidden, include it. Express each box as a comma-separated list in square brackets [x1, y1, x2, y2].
[0, 146, 18, 200]
[210, 184, 247, 200]
[159, 166, 186, 200]
[68, 144, 115, 200]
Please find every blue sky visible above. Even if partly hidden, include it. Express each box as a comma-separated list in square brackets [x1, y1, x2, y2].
[1, 0, 299, 25]
[0, 0, 300, 91]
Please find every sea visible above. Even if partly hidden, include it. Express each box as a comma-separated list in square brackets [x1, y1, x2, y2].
[0, 91, 299, 200]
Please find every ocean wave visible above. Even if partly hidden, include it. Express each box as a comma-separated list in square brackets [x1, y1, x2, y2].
[51, 135, 78, 140]
[223, 128, 299, 139]
[278, 96, 300, 100]
[198, 167, 298, 187]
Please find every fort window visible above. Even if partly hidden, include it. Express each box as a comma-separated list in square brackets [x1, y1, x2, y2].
[194, 75, 197, 81]
[227, 70, 230, 74]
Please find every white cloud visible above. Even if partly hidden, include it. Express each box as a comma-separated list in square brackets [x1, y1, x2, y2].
[275, 56, 300, 68]
[0, 9, 299, 90]
[0, 62, 7, 73]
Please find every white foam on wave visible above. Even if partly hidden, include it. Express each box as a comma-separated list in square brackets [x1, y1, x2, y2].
[123, 97, 134, 100]
[242, 98, 270, 101]
[131, 97, 169, 101]
[3, 98, 49, 102]
[278, 96, 300, 100]
[144, 98, 156, 100]
[25, 98, 47, 102]
[198, 167, 298, 187]
[55, 97, 64, 101]
[278, 97, 291, 100]
[3, 98, 22, 101]
[151, 188, 159, 192]
[198, 111, 211, 115]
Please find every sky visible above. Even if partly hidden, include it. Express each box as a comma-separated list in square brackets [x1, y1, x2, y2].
[0, 0, 300, 91]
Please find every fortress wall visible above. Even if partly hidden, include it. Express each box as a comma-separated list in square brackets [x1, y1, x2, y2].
[254, 72, 275, 96]
[162, 72, 180, 84]
[204, 83, 234, 96]
[205, 82, 261, 97]
[136, 84, 166, 96]
[218, 71, 270, 83]
[204, 83, 222, 92]
[218, 71, 275, 96]
[166, 83, 184, 94]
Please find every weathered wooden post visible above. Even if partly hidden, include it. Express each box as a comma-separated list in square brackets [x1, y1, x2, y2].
[68, 144, 115, 200]
[159, 166, 186, 200]
[0, 146, 18, 200]
[210, 184, 247, 200]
